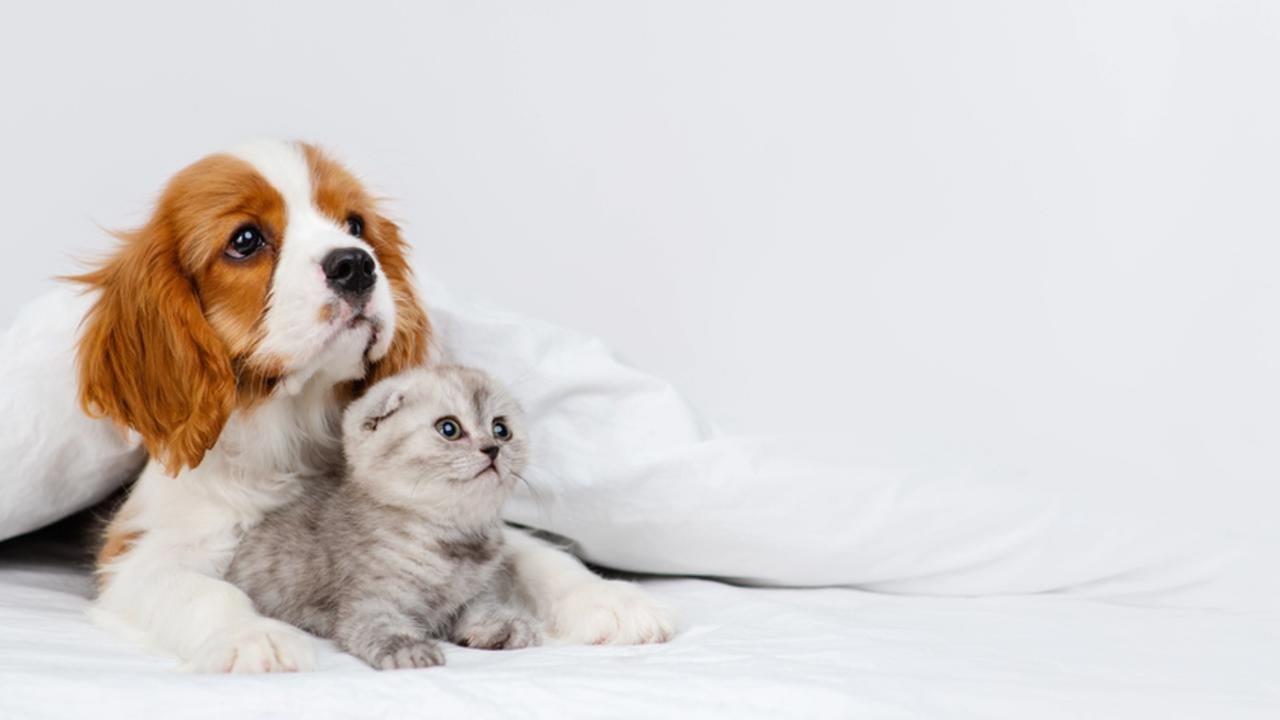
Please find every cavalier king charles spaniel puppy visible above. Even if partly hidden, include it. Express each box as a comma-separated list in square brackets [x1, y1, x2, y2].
[73, 140, 673, 672]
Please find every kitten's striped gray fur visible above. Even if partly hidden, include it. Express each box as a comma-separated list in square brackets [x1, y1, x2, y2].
[226, 365, 539, 669]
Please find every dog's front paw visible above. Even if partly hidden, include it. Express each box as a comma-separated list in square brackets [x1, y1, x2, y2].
[187, 618, 318, 673]
[367, 636, 445, 670]
[458, 611, 542, 650]
[551, 580, 676, 645]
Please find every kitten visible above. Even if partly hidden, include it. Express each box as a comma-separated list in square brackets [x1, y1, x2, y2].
[226, 365, 540, 670]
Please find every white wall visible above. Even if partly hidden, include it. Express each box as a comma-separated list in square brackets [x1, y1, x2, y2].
[1, 2, 1277, 528]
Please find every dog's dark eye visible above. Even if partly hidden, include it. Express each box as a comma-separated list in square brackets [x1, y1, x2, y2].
[435, 417, 463, 440]
[492, 419, 511, 441]
[226, 225, 265, 260]
[346, 213, 364, 239]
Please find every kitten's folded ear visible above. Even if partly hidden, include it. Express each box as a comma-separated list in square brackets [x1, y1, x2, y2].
[360, 385, 406, 432]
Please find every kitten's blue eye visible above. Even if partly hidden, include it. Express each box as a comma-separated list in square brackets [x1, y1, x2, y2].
[492, 419, 511, 441]
[435, 417, 463, 440]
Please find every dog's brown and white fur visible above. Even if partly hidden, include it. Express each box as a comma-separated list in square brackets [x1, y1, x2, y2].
[74, 140, 673, 673]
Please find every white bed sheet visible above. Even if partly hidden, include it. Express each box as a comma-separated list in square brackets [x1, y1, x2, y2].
[0, 532, 1275, 719]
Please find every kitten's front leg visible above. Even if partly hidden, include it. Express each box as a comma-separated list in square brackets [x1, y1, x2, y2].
[364, 634, 444, 671]
[452, 586, 543, 650]
[334, 599, 444, 670]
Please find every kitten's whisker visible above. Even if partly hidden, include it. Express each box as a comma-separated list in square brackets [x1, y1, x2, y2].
[511, 469, 552, 522]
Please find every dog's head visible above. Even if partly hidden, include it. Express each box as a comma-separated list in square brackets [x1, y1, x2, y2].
[73, 140, 430, 474]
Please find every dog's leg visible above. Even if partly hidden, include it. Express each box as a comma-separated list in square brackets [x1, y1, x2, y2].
[91, 463, 319, 673]
[502, 527, 676, 645]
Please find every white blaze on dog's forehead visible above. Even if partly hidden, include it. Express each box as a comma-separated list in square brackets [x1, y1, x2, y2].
[229, 140, 313, 215]
[229, 140, 356, 258]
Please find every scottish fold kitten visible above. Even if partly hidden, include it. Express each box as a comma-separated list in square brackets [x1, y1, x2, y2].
[226, 365, 540, 670]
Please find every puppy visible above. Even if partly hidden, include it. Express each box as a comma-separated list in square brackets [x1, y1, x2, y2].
[75, 140, 674, 672]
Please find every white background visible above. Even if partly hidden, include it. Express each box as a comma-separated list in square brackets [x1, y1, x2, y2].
[1, 2, 1276, 532]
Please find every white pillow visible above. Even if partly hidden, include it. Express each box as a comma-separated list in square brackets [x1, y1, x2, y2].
[0, 283, 1256, 610]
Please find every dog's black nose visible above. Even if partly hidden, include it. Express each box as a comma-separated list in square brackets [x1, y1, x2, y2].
[481, 446, 500, 460]
[322, 247, 376, 298]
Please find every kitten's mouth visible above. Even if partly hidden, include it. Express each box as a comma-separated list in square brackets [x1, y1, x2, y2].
[473, 463, 497, 479]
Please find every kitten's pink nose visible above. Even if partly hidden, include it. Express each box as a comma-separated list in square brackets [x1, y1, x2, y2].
[481, 446, 499, 460]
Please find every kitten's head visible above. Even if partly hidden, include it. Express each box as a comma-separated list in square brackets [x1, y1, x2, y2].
[341, 365, 528, 520]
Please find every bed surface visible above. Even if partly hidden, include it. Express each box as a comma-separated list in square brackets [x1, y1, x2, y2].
[1, 528, 1274, 719]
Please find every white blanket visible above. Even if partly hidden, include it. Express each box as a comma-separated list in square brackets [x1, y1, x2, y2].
[0, 531, 1274, 719]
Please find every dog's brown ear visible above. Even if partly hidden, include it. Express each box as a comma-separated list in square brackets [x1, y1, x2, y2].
[71, 224, 236, 475]
[362, 213, 431, 388]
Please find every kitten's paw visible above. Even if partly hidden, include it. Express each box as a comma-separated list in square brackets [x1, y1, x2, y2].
[186, 619, 318, 673]
[551, 580, 676, 645]
[458, 612, 542, 650]
[369, 636, 445, 670]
